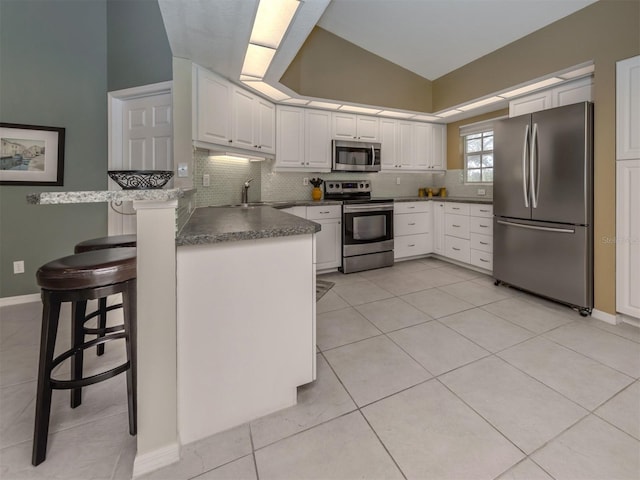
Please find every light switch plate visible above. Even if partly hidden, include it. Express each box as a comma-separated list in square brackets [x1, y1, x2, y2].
[203, 174, 210, 187]
[178, 163, 189, 178]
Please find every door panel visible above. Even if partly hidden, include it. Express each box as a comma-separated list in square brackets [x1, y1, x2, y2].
[531, 103, 592, 225]
[494, 115, 532, 220]
[494, 218, 592, 308]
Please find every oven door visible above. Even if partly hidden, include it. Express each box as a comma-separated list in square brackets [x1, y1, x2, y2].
[333, 140, 381, 172]
[343, 203, 394, 256]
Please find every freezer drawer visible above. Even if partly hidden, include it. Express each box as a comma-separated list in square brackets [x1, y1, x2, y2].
[493, 218, 592, 309]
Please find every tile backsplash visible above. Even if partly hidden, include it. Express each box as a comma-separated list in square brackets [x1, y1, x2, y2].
[193, 149, 492, 206]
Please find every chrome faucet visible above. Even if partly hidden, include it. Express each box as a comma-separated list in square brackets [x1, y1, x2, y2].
[241, 178, 253, 204]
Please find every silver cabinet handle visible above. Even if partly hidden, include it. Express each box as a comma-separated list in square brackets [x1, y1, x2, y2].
[452, 224, 461, 228]
[479, 224, 489, 228]
[408, 244, 415, 247]
[530, 122, 539, 208]
[480, 241, 489, 245]
[522, 123, 530, 208]
[408, 206, 415, 209]
[452, 207, 460, 210]
[480, 258, 489, 263]
[320, 211, 331, 214]
[452, 247, 461, 251]
[480, 209, 490, 213]
[408, 222, 416, 226]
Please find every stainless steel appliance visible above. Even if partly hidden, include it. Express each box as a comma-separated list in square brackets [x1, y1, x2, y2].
[324, 180, 394, 273]
[332, 140, 381, 172]
[493, 102, 593, 315]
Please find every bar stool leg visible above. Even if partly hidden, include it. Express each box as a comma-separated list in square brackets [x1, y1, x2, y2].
[32, 292, 61, 466]
[123, 279, 137, 435]
[70, 300, 87, 408]
[96, 297, 107, 356]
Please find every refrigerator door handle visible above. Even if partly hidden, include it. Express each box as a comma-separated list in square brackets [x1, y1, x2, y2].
[530, 122, 539, 208]
[497, 220, 575, 234]
[522, 124, 530, 208]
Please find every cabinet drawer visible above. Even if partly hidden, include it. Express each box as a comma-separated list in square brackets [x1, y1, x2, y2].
[395, 233, 431, 259]
[445, 214, 470, 239]
[470, 249, 493, 271]
[395, 202, 431, 214]
[306, 205, 341, 220]
[469, 216, 493, 235]
[394, 212, 430, 236]
[470, 233, 493, 253]
[445, 236, 470, 263]
[470, 204, 493, 218]
[445, 203, 470, 215]
[279, 206, 307, 218]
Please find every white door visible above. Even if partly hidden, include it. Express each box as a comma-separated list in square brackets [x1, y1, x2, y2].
[109, 90, 173, 234]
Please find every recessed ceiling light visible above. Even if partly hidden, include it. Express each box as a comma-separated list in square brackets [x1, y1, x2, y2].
[411, 114, 441, 122]
[250, 0, 300, 49]
[378, 110, 414, 118]
[458, 96, 505, 111]
[241, 43, 276, 79]
[308, 100, 342, 109]
[280, 98, 310, 105]
[436, 109, 463, 118]
[242, 80, 290, 101]
[338, 105, 382, 114]
[500, 77, 563, 98]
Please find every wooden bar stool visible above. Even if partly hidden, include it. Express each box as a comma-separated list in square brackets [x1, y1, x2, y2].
[32, 248, 137, 466]
[74, 235, 136, 356]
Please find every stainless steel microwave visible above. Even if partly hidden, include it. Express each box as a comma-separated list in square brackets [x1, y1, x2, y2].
[332, 140, 381, 172]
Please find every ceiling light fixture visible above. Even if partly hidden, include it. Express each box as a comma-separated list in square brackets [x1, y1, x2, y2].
[242, 80, 290, 101]
[499, 77, 563, 98]
[378, 110, 414, 119]
[241, 0, 300, 80]
[411, 114, 441, 122]
[339, 105, 382, 114]
[457, 96, 504, 111]
[436, 109, 463, 118]
[308, 100, 343, 109]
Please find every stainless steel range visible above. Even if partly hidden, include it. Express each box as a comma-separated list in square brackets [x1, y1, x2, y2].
[324, 180, 394, 273]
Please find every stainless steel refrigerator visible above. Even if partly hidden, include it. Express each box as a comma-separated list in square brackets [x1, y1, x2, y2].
[493, 102, 594, 316]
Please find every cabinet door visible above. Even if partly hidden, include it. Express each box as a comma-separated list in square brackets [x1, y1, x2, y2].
[357, 116, 379, 141]
[256, 98, 275, 154]
[430, 124, 446, 170]
[196, 68, 232, 144]
[231, 87, 255, 150]
[509, 91, 553, 117]
[433, 202, 445, 254]
[305, 110, 331, 170]
[332, 112, 357, 140]
[380, 118, 397, 170]
[315, 218, 342, 270]
[412, 123, 430, 170]
[617, 55, 640, 160]
[616, 160, 640, 318]
[553, 77, 592, 107]
[397, 121, 414, 169]
[276, 106, 305, 168]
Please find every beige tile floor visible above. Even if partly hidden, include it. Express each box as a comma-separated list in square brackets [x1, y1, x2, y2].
[1, 258, 639, 479]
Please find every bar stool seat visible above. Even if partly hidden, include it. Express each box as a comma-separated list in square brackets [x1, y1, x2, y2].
[74, 234, 137, 253]
[74, 235, 137, 355]
[33, 248, 137, 466]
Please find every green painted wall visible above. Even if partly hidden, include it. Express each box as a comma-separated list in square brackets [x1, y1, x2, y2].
[0, 0, 108, 298]
[107, 0, 172, 92]
[0, 0, 174, 299]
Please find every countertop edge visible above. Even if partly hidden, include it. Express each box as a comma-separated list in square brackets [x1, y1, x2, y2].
[27, 188, 185, 204]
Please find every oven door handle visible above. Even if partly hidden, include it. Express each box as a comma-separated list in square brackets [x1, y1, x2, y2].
[343, 204, 394, 213]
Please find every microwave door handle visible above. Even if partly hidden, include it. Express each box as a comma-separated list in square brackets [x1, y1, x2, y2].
[371, 145, 375, 166]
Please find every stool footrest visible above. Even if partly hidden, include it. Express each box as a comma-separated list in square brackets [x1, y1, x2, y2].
[50, 332, 126, 370]
[51, 362, 130, 390]
[84, 323, 124, 336]
[84, 303, 123, 321]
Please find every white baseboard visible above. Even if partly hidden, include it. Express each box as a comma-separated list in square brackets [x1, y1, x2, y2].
[592, 309, 618, 325]
[0, 293, 40, 307]
[618, 313, 640, 328]
[132, 442, 180, 478]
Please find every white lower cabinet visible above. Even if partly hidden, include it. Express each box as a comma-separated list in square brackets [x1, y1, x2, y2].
[433, 202, 446, 255]
[282, 205, 342, 271]
[442, 202, 493, 271]
[394, 202, 432, 259]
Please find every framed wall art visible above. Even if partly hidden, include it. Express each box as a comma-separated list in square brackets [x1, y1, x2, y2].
[0, 123, 65, 186]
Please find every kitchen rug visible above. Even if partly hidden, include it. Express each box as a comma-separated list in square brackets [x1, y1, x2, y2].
[316, 279, 335, 301]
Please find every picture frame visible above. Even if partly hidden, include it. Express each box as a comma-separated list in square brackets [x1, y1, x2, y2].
[0, 123, 65, 186]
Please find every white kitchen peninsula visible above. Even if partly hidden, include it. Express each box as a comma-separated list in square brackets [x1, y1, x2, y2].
[27, 191, 319, 476]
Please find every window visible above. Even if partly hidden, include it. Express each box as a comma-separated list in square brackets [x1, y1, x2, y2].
[460, 118, 502, 184]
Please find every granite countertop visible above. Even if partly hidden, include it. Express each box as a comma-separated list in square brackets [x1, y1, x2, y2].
[177, 205, 321, 246]
[27, 188, 186, 204]
[393, 196, 493, 205]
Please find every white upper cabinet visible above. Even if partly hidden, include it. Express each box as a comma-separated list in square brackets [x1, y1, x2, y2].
[617, 55, 640, 160]
[193, 65, 275, 154]
[509, 77, 593, 117]
[275, 106, 331, 172]
[194, 65, 232, 145]
[332, 113, 379, 141]
[382, 120, 446, 171]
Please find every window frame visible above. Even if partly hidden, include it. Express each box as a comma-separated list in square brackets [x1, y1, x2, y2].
[463, 130, 494, 185]
[459, 117, 505, 185]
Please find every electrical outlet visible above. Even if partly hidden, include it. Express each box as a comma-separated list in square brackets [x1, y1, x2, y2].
[477, 188, 486, 196]
[303, 177, 309, 186]
[203, 174, 210, 187]
[13, 260, 24, 274]
[396, 177, 401, 185]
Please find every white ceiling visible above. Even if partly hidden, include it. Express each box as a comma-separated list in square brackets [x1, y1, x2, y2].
[317, 0, 598, 80]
